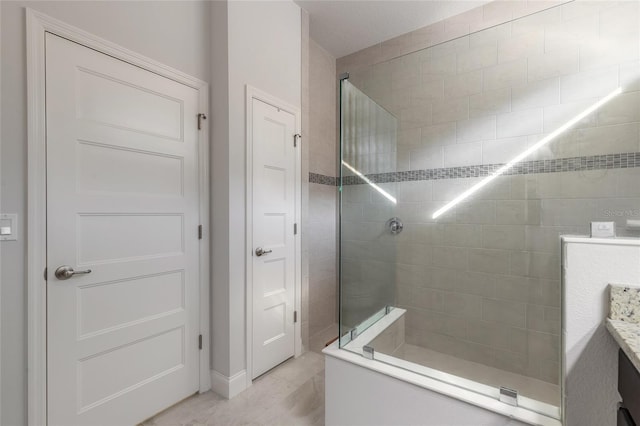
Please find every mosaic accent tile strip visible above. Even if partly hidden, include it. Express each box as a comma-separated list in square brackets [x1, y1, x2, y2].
[341, 152, 640, 185]
[610, 284, 640, 324]
[309, 172, 338, 186]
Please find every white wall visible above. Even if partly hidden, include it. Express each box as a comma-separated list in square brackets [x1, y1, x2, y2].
[210, 0, 231, 379]
[563, 237, 640, 426]
[210, 0, 301, 392]
[301, 8, 310, 351]
[0, 0, 303, 420]
[325, 354, 530, 426]
[228, 0, 301, 377]
[0, 2, 211, 424]
[0, 4, 3, 422]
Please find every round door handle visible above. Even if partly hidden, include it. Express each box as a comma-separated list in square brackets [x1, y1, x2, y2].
[55, 265, 92, 280]
[255, 247, 273, 257]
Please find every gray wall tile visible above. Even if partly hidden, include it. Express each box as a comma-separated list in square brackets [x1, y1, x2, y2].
[335, 0, 639, 388]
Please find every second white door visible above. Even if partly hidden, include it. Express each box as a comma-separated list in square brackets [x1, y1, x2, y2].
[251, 97, 297, 379]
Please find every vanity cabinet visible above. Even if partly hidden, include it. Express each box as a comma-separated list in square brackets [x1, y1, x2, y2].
[619, 349, 640, 426]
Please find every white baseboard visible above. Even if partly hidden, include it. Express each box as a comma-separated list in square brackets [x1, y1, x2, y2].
[210, 369, 247, 399]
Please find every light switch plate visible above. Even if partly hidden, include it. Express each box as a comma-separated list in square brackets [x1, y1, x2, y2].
[591, 221, 616, 238]
[0, 214, 18, 241]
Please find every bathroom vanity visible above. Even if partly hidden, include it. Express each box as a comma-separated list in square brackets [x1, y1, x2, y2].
[617, 349, 639, 426]
[605, 285, 640, 426]
[562, 237, 640, 426]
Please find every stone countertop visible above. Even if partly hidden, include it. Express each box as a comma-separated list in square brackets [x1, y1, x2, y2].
[605, 318, 640, 373]
[610, 285, 640, 322]
[607, 284, 640, 373]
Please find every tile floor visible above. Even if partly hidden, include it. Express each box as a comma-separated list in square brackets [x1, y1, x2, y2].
[144, 323, 558, 425]
[142, 327, 337, 426]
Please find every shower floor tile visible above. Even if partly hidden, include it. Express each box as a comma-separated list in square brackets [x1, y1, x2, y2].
[393, 343, 560, 406]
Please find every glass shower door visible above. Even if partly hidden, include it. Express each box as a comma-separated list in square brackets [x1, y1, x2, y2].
[339, 79, 399, 345]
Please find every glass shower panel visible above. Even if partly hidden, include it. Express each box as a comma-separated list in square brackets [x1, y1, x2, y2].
[339, 79, 398, 343]
[338, 0, 640, 417]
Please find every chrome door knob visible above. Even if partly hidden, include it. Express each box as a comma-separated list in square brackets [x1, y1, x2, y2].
[255, 247, 273, 257]
[54, 265, 92, 280]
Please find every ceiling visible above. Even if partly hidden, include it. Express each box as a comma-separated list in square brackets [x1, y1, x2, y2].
[295, 0, 491, 58]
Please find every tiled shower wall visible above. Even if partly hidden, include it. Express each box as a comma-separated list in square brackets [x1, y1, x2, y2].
[301, 9, 310, 350]
[308, 39, 338, 340]
[337, 0, 640, 385]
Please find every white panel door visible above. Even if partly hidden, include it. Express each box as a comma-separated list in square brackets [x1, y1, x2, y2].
[251, 98, 296, 379]
[46, 33, 200, 425]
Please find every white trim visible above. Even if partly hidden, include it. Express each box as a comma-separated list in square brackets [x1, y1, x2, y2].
[210, 369, 247, 400]
[26, 11, 47, 425]
[26, 10, 211, 425]
[561, 235, 640, 246]
[245, 85, 302, 388]
[0, 3, 3, 422]
[197, 73, 212, 396]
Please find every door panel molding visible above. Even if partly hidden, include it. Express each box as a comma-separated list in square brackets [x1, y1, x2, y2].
[26, 10, 210, 425]
[245, 85, 302, 387]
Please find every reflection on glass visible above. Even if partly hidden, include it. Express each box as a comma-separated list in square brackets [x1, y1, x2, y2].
[339, 80, 398, 339]
[342, 160, 397, 204]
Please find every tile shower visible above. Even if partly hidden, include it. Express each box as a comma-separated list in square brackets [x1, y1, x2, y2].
[335, 0, 640, 417]
[308, 38, 339, 347]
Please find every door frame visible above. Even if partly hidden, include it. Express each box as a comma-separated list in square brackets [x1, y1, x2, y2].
[245, 85, 302, 386]
[26, 10, 211, 425]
